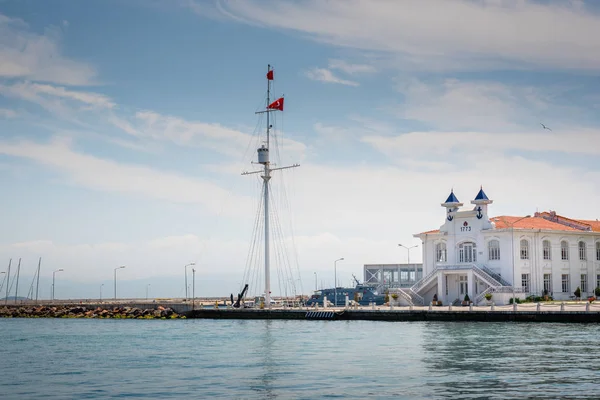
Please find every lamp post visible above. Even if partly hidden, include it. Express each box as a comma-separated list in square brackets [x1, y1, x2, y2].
[114, 266, 126, 300]
[399, 244, 419, 281]
[184, 262, 195, 301]
[334, 258, 344, 307]
[52, 269, 63, 301]
[100, 283, 104, 302]
[146, 284, 151, 300]
[508, 215, 531, 305]
[192, 268, 196, 310]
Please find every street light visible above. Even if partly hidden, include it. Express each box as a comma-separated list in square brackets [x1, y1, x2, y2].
[334, 258, 344, 307]
[52, 269, 63, 301]
[192, 268, 196, 310]
[114, 266, 126, 300]
[507, 215, 531, 305]
[184, 262, 195, 301]
[399, 244, 419, 281]
[100, 283, 104, 302]
[146, 284, 151, 301]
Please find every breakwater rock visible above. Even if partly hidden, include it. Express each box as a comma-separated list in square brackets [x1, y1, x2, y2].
[0, 305, 185, 319]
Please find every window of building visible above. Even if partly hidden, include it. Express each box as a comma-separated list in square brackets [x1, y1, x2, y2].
[544, 274, 552, 294]
[561, 241, 569, 261]
[543, 240, 551, 260]
[409, 271, 416, 281]
[436, 242, 447, 263]
[579, 241, 587, 261]
[459, 276, 468, 295]
[561, 274, 569, 293]
[459, 242, 477, 263]
[520, 239, 529, 260]
[597, 274, 600, 292]
[401, 271, 408, 281]
[521, 274, 530, 293]
[488, 240, 500, 261]
[597, 242, 600, 262]
[581, 274, 588, 293]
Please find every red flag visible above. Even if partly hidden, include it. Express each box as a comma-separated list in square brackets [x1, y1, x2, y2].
[267, 97, 284, 111]
[266, 70, 274, 80]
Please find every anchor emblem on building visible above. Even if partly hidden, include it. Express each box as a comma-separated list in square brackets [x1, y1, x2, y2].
[476, 206, 483, 219]
[447, 208, 454, 221]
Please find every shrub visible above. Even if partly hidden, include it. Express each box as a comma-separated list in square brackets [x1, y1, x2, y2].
[464, 294, 470, 302]
[484, 293, 493, 301]
[574, 287, 581, 298]
[391, 293, 399, 300]
[595, 287, 600, 297]
[509, 298, 522, 304]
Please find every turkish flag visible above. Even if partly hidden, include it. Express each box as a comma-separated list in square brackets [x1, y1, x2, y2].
[266, 70, 274, 80]
[267, 97, 284, 111]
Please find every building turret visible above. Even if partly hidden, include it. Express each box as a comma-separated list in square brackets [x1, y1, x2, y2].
[470, 186, 493, 219]
[441, 189, 463, 221]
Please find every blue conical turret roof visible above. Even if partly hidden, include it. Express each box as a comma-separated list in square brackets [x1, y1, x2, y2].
[474, 186, 489, 201]
[444, 190, 460, 204]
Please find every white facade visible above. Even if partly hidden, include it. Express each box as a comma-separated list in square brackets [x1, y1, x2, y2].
[405, 188, 600, 306]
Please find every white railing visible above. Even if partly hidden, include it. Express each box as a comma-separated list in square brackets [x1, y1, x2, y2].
[408, 288, 425, 305]
[480, 265, 511, 286]
[411, 268, 439, 293]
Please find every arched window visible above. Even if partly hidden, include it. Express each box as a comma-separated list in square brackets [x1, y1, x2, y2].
[488, 240, 500, 260]
[579, 241, 587, 261]
[561, 240, 569, 261]
[435, 242, 447, 262]
[459, 242, 477, 263]
[543, 240, 551, 260]
[520, 239, 529, 260]
[597, 242, 600, 261]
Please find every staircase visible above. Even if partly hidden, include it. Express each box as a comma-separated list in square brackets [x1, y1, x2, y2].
[398, 264, 515, 306]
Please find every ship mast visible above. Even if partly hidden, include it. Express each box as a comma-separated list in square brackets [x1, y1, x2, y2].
[242, 65, 299, 308]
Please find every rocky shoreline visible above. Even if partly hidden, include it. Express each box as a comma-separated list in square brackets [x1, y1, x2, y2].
[0, 305, 186, 319]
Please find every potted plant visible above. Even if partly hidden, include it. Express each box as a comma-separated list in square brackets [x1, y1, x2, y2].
[484, 292, 493, 304]
[595, 287, 600, 297]
[574, 286, 581, 300]
[462, 293, 471, 306]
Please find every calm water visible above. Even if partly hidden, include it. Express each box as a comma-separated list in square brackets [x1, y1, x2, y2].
[1, 319, 599, 399]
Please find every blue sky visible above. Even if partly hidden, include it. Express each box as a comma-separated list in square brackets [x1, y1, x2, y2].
[1, 0, 600, 299]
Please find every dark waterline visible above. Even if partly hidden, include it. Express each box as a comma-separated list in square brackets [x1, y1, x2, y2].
[1, 319, 599, 399]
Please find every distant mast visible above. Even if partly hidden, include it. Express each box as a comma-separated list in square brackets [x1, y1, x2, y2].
[242, 65, 299, 308]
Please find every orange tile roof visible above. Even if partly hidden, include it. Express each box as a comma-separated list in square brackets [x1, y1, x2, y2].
[418, 229, 440, 235]
[491, 216, 581, 231]
[575, 219, 600, 232]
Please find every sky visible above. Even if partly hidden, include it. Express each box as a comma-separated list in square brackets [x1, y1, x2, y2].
[1, 0, 600, 300]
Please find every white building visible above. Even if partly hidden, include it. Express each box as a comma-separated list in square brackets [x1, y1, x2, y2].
[363, 263, 423, 293]
[394, 187, 600, 306]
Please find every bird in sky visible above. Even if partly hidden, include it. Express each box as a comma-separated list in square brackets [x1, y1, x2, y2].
[540, 123, 552, 131]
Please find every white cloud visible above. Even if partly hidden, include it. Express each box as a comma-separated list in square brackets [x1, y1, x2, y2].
[392, 78, 556, 131]
[361, 129, 600, 159]
[213, 0, 600, 71]
[305, 67, 359, 86]
[0, 13, 96, 85]
[112, 110, 307, 163]
[328, 59, 376, 75]
[0, 136, 254, 216]
[0, 81, 115, 109]
[0, 108, 17, 118]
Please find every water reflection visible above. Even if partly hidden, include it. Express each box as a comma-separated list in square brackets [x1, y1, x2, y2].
[421, 322, 600, 399]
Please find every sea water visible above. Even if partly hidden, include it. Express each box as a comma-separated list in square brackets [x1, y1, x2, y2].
[1, 319, 599, 399]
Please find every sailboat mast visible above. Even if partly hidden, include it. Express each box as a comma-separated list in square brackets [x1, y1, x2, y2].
[263, 64, 272, 308]
[242, 65, 299, 309]
[35, 257, 41, 303]
[4, 258, 10, 305]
